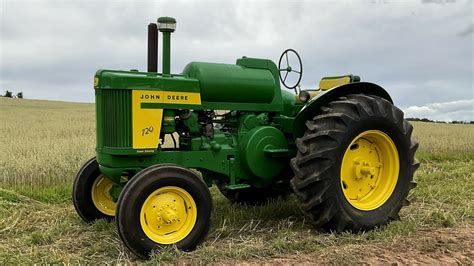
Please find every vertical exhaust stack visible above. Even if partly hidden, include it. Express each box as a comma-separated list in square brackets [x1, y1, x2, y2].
[157, 17, 176, 76]
[147, 23, 158, 73]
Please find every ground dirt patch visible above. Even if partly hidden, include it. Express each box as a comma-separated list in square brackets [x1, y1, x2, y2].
[228, 227, 473, 264]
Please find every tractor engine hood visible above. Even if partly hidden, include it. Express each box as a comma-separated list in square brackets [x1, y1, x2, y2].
[182, 58, 279, 104]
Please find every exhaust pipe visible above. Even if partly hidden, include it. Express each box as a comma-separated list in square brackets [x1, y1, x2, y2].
[147, 23, 158, 72]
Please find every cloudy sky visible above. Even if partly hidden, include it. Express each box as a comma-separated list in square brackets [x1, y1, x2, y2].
[1, 0, 473, 121]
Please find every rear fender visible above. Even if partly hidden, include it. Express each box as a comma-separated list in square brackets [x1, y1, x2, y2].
[293, 82, 393, 138]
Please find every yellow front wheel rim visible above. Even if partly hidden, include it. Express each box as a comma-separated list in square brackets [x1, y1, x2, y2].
[340, 130, 400, 211]
[91, 175, 116, 216]
[140, 186, 197, 244]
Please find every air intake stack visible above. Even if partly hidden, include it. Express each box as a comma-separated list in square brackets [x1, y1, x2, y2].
[157, 16, 176, 76]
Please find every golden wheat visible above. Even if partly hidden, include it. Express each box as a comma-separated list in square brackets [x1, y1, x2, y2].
[1, 98, 473, 190]
[411, 121, 474, 158]
[0, 98, 95, 189]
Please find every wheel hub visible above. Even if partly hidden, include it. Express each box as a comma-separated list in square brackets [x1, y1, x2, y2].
[91, 175, 116, 216]
[140, 186, 197, 244]
[156, 204, 179, 225]
[340, 130, 399, 211]
[354, 159, 377, 180]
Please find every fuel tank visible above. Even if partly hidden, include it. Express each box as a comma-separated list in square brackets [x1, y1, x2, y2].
[182, 61, 276, 103]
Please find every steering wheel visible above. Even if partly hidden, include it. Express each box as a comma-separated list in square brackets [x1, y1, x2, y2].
[278, 49, 303, 89]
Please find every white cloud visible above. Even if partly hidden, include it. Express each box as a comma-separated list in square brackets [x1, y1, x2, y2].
[403, 99, 474, 122]
[0, 0, 472, 120]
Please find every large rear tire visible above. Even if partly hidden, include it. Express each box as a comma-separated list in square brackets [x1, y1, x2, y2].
[116, 164, 212, 259]
[72, 157, 116, 222]
[290, 94, 419, 232]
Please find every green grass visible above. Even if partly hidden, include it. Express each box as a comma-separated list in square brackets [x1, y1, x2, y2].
[0, 97, 473, 263]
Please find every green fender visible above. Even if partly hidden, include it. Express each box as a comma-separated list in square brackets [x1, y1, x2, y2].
[292, 82, 393, 138]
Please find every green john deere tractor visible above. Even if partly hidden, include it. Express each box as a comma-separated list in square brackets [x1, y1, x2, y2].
[73, 17, 419, 259]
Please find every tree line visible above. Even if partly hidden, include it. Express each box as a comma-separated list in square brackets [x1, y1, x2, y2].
[406, 117, 474, 124]
[2, 90, 471, 124]
[2, 90, 23, 99]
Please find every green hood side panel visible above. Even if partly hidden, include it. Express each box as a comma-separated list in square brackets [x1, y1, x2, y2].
[182, 62, 275, 103]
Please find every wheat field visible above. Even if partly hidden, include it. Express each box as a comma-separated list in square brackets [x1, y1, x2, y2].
[0, 97, 473, 263]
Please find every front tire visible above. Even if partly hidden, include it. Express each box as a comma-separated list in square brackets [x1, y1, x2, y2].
[290, 94, 419, 232]
[116, 164, 212, 259]
[72, 157, 116, 222]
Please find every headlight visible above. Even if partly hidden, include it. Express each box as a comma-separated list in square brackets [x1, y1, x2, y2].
[298, 91, 310, 103]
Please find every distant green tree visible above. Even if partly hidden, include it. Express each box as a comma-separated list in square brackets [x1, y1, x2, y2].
[16, 92, 23, 99]
[4, 90, 13, 98]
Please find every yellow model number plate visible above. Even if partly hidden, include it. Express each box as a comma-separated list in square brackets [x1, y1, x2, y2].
[132, 90, 201, 149]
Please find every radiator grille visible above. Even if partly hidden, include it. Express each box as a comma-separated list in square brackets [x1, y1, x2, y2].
[100, 90, 132, 148]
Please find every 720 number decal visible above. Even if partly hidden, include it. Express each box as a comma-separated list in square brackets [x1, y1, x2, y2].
[141, 126, 154, 136]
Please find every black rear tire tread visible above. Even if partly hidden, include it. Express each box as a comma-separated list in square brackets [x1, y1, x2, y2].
[290, 94, 419, 232]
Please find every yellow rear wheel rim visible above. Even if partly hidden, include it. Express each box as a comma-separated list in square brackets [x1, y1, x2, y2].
[91, 175, 116, 216]
[140, 186, 197, 244]
[340, 130, 399, 211]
